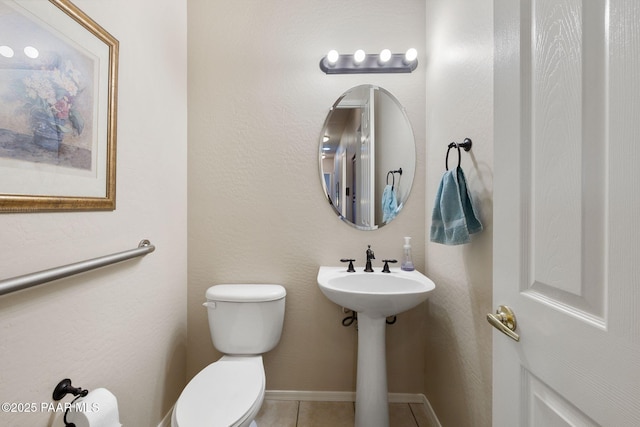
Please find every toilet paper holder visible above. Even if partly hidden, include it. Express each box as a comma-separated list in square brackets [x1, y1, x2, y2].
[53, 379, 90, 427]
[53, 379, 89, 401]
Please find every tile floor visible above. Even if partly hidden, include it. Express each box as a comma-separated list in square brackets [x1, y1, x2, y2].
[254, 400, 435, 427]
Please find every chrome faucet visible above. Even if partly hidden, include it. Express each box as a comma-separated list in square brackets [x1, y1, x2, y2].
[364, 245, 375, 272]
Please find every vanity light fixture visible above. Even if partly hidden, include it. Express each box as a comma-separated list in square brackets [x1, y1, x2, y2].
[319, 48, 418, 74]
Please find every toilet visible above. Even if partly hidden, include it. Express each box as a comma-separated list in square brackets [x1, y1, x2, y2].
[172, 284, 286, 427]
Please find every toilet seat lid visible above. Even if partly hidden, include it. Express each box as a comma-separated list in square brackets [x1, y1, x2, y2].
[206, 284, 286, 303]
[174, 356, 264, 427]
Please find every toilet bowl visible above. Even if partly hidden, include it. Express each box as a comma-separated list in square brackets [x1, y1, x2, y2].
[172, 284, 286, 427]
[172, 356, 264, 427]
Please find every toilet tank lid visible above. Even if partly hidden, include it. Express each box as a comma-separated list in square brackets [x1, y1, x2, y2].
[206, 284, 286, 302]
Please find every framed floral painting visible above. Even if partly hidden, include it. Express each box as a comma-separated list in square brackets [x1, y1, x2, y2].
[0, 0, 118, 212]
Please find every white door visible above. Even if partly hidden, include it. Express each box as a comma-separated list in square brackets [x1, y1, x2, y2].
[493, 1, 640, 426]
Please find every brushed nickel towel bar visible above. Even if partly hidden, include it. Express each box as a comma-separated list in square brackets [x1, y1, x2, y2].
[0, 240, 155, 297]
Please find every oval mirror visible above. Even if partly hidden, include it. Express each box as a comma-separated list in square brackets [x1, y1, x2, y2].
[319, 85, 416, 230]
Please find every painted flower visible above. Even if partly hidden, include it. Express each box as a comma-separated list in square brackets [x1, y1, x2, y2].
[54, 96, 71, 119]
[21, 59, 84, 135]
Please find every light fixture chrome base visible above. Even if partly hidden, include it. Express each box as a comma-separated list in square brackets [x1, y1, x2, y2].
[320, 53, 417, 74]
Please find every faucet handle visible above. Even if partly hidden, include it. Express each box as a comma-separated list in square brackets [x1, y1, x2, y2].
[340, 258, 356, 272]
[381, 259, 397, 273]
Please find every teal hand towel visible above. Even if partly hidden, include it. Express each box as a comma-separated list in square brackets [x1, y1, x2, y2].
[430, 166, 483, 245]
[382, 184, 399, 223]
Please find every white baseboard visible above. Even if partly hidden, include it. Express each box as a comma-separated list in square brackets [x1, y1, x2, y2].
[417, 393, 443, 427]
[265, 390, 424, 403]
[266, 389, 355, 402]
[265, 390, 441, 426]
[157, 405, 173, 427]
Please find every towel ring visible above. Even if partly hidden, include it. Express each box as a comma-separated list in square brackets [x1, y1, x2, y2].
[386, 168, 403, 190]
[446, 138, 472, 170]
[445, 144, 460, 171]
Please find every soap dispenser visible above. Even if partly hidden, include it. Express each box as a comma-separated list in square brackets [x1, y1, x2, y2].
[401, 236, 415, 271]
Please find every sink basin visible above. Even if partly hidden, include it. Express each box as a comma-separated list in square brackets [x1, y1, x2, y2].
[317, 266, 435, 318]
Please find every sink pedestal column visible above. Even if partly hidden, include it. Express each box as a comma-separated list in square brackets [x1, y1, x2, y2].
[355, 312, 389, 427]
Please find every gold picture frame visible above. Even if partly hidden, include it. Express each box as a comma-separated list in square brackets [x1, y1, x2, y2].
[0, 0, 118, 212]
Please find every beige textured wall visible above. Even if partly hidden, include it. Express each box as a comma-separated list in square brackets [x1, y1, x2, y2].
[188, 0, 427, 393]
[424, 0, 494, 425]
[0, 1, 188, 426]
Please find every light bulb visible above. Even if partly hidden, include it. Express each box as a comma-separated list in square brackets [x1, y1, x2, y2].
[379, 49, 391, 63]
[24, 46, 39, 59]
[0, 46, 14, 58]
[327, 49, 339, 65]
[404, 48, 417, 63]
[354, 49, 366, 64]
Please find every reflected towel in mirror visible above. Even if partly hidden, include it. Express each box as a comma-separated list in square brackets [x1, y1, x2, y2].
[382, 184, 399, 223]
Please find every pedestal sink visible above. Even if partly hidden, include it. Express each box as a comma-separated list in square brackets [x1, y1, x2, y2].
[317, 266, 435, 427]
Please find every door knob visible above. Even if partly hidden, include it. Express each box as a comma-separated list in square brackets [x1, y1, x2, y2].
[487, 305, 520, 342]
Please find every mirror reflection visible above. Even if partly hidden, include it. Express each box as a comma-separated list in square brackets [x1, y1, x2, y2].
[319, 85, 416, 230]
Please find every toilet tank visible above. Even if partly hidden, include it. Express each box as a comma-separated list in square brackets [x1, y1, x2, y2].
[204, 284, 286, 355]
